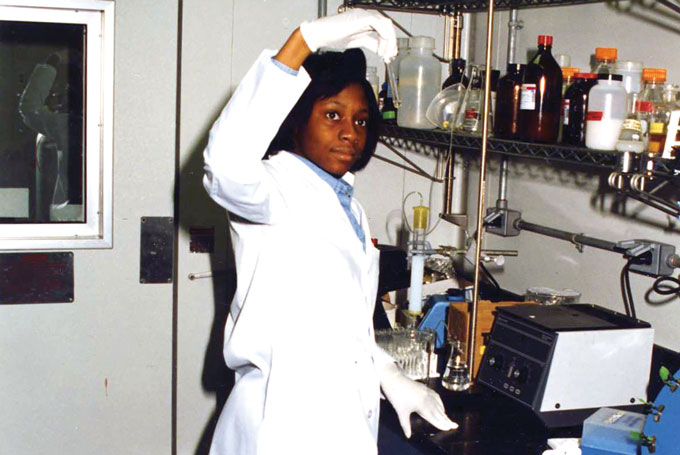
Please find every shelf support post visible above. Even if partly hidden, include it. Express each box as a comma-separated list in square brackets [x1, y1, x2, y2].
[468, 0, 497, 383]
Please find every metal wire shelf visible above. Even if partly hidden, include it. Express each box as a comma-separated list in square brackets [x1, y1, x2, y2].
[343, 0, 604, 13]
[379, 124, 623, 169]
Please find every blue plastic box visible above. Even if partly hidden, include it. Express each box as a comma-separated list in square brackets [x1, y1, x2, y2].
[581, 408, 645, 455]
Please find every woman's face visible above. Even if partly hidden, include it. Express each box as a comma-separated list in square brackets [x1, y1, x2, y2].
[295, 83, 369, 177]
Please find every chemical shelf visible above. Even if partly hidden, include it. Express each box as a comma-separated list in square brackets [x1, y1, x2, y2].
[379, 124, 622, 169]
[343, 0, 604, 14]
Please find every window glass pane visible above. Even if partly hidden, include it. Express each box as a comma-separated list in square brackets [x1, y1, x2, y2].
[0, 20, 85, 223]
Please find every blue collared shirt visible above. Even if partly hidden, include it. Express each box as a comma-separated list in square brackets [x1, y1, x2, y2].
[291, 154, 366, 250]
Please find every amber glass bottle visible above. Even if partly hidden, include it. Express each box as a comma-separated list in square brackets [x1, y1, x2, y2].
[494, 63, 525, 139]
[518, 35, 563, 142]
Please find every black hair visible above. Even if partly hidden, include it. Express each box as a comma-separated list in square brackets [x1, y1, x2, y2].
[265, 48, 380, 173]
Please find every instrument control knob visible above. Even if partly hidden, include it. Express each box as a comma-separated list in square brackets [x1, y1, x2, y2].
[488, 355, 504, 369]
[513, 366, 529, 383]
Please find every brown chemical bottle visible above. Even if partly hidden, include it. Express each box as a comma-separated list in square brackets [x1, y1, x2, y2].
[494, 63, 525, 139]
[519, 35, 563, 142]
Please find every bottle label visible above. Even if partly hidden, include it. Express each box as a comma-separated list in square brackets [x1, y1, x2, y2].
[650, 122, 665, 134]
[520, 84, 537, 110]
[562, 99, 571, 125]
[382, 111, 396, 120]
[586, 111, 604, 121]
[622, 118, 642, 133]
[635, 100, 654, 113]
[465, 109, 478, 119]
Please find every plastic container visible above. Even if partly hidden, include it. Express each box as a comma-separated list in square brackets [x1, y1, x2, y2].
[562, 73, 598, 146]
[397, 36, 441, 129]
[585, 73, 627, 151]
[366, 66, 379, 102]
[494, 63, 525, 139]
[391, 37, 409, 82]
[593, 47, 618, 74]
[615, 60, 643, 95]
[555, 53, 571, 68]
[581, 408, 645, 455]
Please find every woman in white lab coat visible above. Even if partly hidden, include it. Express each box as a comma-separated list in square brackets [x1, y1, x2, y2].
[203, 9, 457, 455]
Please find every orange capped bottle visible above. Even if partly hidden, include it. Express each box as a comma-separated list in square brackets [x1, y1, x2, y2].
[519, 35, 563, 142]
[593, 47, 618, 74]
[639, 68, 668, 155]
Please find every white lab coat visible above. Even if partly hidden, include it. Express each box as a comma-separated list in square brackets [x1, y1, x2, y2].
[203, 50, 393, 455]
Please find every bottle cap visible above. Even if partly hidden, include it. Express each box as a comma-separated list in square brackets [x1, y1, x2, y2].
[615, 60, 643, 73]
[597, 73, 623, 81]
[595, 47, 618, 61]
[397, 37, 409, 49]
[537, 35, 553, 46]
[562, 67, 580, 79]
[408, 35, 435, 50]
[642, 68, 667, 82]
[576, 72, 598, 79]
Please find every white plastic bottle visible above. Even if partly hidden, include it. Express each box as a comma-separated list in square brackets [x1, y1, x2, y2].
[397, 36, 441, 129]
[585, 74, 627, 151]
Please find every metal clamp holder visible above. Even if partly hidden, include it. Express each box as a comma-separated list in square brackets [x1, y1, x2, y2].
[484, 207, 521, 237]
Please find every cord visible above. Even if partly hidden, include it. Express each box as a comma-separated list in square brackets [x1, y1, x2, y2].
[653, 275, 680, 296]
[619, 259, 637, 319]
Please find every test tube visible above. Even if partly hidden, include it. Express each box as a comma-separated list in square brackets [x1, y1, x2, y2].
[385, 61, 401, 108]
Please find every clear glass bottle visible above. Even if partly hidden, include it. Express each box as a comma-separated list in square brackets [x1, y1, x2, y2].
[562, 73, 598, 146]
[462, 70, 483, 133]
[615, 100, 646, 154]
[397, 36, 441, 129]
[639, 68, 668, 156]
[593, 47, 618, 74]
[495, 63, 525, 139]
[585, 74, 627, 151]
[518, 35, 563, 142]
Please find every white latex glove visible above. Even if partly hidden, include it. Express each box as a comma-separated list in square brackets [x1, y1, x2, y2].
[299, 9, 398, 62]
[380, 362, 458, 438]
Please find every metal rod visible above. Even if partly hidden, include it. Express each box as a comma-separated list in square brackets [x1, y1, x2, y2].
[379, 140, 443, 181]
[516, 220, 627, 253]
[318, 0, 327, 18]
[506, 9, 520, 64]
[442, 151, 455, 214]
[376, 9, 448, 63]
[454, 12, 463, 59]
[469, 0, 496, 382]
[496, 9, 520, 211]
[373, 154, 441, 182]
[497, 158, 509, 209]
